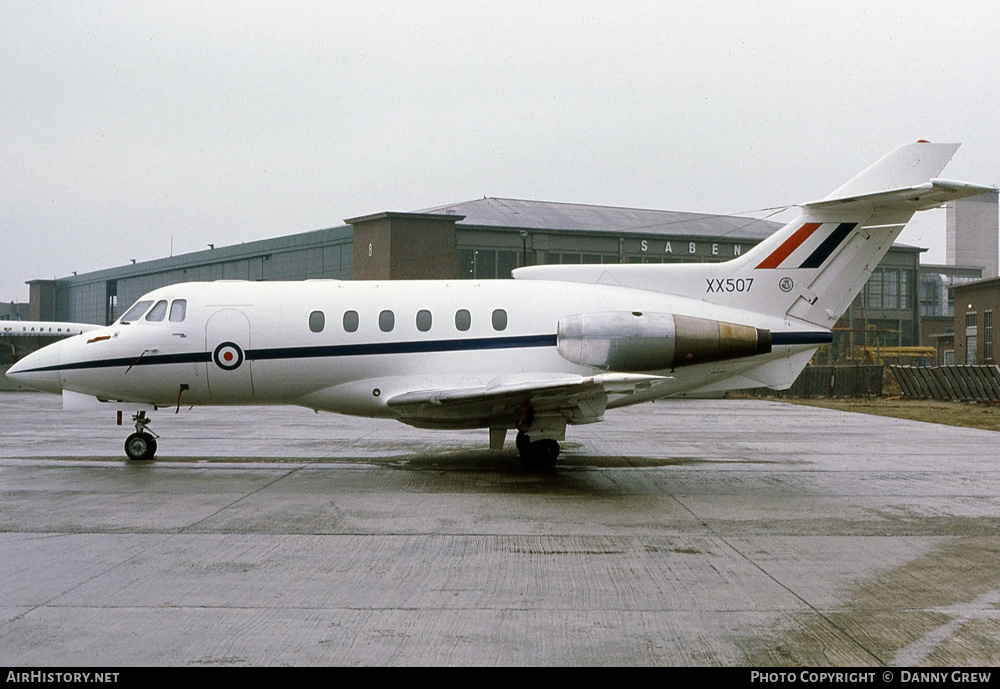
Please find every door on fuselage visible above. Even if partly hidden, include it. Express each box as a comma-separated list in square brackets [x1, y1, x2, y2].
[205, 308, 254, 401]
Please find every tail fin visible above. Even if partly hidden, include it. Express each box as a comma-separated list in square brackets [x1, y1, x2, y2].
[727, 142, 991, 327]
[822, 141, 960, 200]
[514, 142, 994, 328]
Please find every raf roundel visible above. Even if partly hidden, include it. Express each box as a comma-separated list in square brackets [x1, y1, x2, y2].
[212, 342, 245, 371]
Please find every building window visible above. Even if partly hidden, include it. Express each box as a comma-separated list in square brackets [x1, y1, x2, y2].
[378, 310, 395, 332]
[309, 311, 325, 333]
[545, 252, 619, 266]
[459, 249, 475, 278]
[476, 250, 496, 277]
[920, 276, 941, 317]
[343, 311, 359, 332]
[900, 320, 913, 347]
[884, 269, 899, 309]
[416, 309, 432, 332]
[966, 313, 978, 364]
[967, 336, 978, 364]
[459, 249, 521, 279]
[105, 281, 118, 326]
[865, 270, 883, 308]
[874, 319, 900, 347]
[985, 311, 993, 362]
[497, 251, 518, 279]
[455, 309, 471, 331]
[863, 268, 914, 311]
[492, 309, 507, 331]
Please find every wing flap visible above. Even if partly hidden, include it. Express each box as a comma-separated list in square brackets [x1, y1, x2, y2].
[387, 372, 670, 429]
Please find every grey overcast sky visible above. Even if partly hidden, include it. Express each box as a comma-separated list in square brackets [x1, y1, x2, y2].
[3, 1, 999, 304]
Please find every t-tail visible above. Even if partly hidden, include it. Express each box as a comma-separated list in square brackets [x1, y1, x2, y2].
[514, 141, 995, 329]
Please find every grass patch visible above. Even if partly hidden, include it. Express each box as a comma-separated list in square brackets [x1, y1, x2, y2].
[776, 397, 1000, 433]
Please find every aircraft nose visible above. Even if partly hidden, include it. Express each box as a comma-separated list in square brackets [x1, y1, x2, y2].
[6, 340, 65, 394]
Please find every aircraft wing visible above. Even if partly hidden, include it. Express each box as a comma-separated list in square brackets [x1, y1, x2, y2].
[386, 372, 670, 429]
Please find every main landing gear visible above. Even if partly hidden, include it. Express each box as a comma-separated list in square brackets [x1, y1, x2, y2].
[515, 431, 560, 469]
[124, 411, 158, 461]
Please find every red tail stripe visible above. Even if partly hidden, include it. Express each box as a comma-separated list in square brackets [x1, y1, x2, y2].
[756, 222, 822, 269]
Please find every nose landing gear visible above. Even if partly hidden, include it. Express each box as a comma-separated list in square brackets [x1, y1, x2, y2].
[124, 411, 158, 461]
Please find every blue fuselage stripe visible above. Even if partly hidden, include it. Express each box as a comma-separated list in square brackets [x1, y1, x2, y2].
[247, 334, 559, 361]
[20, 334, 560, 373]
[771, 332, 833, 345]
[19, 331, 830, 374]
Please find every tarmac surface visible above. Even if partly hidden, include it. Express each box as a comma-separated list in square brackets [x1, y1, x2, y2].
[0, 391, 998, 666]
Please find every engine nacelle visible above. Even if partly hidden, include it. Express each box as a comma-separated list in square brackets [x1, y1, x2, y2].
[557, 311, 772, 371]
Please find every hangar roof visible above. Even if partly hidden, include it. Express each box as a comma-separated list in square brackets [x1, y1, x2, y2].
[418, 197, 783, 240]
[47, 197, 919, 289]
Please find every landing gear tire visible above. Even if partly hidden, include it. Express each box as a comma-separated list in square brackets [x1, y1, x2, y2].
[515, 432, 560, 468]
[515, 430, 531, 456]
[125, 432, 157, 461]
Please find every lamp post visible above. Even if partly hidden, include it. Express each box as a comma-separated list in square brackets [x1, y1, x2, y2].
[519, 230, 529, 267]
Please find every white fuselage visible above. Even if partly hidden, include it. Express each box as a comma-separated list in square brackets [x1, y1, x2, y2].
[27, 278, 813, 423]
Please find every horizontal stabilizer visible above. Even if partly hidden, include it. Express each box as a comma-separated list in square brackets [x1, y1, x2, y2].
[805, 178, 996, 213]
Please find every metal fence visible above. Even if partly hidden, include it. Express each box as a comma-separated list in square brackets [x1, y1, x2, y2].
[743, 365, 884, 398]
[890, 365, 1000, 401]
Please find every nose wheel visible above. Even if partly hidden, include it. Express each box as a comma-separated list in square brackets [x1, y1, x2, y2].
[124, 411, 158, 461]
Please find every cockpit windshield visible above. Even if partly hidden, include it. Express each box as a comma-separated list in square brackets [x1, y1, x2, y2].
[145, 300, 168, 322]
[119, 300, 153, 324]
[117, 298, 187, 325]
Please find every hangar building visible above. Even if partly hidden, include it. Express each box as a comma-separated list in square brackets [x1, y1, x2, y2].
[951, 276, 999, 365]
[21, 195, 957, 363]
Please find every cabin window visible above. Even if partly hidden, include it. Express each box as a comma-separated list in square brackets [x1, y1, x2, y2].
[343, 311, 359, 332]
[455, 309, 471, 331]
[416, 309, 432, 332]
[169, 300, 187, 322]
[379, 310, 395, 332]
[309, 310, 325, 333]
[120, 300, 153, 323]
[492, 309, 508, 331]
[145, 300, 168, 322]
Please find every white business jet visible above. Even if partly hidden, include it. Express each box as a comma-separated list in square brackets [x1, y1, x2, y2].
[7, 142, 992, 465]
